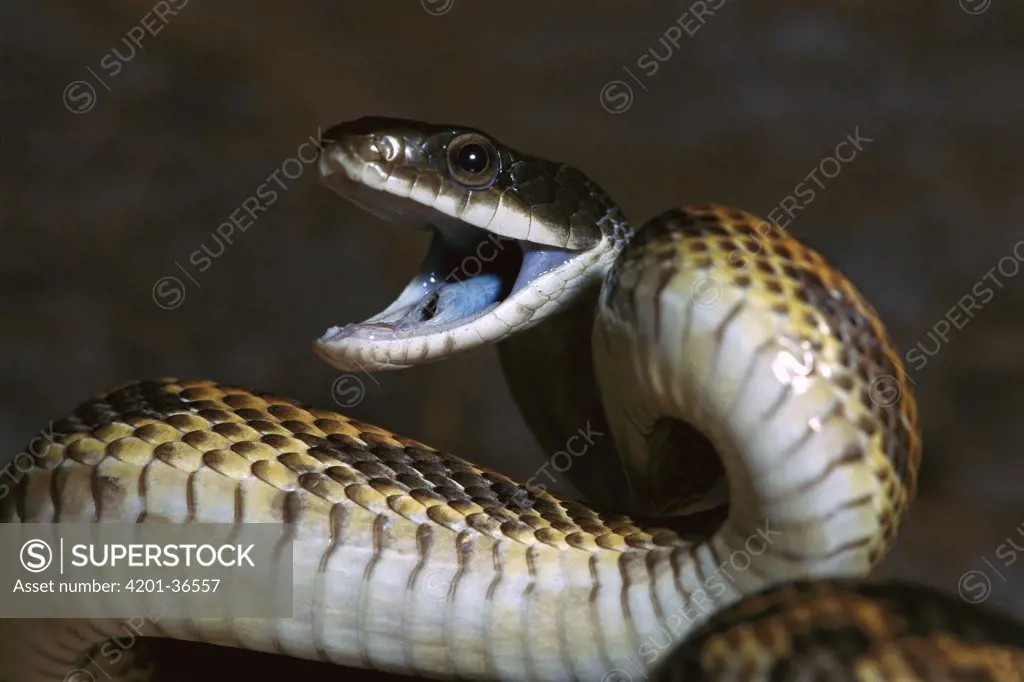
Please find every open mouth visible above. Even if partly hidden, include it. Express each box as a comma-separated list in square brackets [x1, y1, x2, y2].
[317, 220, 579, 347]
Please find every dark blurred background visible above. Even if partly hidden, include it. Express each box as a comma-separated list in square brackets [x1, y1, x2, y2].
[3, 0, 1024, 678]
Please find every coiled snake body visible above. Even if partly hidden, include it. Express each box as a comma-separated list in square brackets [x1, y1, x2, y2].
[3, 118, 1024, 681]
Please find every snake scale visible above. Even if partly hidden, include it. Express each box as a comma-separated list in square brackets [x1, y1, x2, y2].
[3, 117, 1024, 681]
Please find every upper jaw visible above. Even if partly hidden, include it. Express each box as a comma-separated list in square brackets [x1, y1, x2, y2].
[319, 120, 606, 251]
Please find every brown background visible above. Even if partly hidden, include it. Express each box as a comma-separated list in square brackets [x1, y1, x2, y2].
[3, 1, 1024, 678]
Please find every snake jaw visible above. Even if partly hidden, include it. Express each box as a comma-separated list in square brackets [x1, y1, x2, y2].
[314, 230, 615, 372]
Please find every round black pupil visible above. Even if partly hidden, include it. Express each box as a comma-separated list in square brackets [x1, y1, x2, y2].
[457, 144, 489, 174]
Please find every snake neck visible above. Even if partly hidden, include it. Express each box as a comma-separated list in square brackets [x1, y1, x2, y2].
[498, 281, 724, 521]
[497, 283, 641, 513]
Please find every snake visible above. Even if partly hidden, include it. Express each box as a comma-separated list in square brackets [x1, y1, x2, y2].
[3, 116, 1024, 682]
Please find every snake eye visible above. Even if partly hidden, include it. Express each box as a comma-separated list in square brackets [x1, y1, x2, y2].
[447, 133, 500, 189]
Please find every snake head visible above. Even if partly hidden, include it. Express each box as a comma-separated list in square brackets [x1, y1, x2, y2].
[314, 116, 630, 371]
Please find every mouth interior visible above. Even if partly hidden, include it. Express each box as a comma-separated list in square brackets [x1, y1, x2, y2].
[322, 221, 576, 341]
